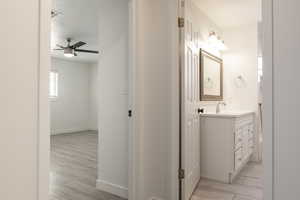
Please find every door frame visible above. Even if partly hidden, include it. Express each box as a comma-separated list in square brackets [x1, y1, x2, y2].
[262, 0, 274, 199]
[37, 0, 139, 199]
[174, 0, 274, 199]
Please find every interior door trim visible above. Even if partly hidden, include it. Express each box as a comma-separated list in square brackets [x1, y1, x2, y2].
[37, 0, 139, 200]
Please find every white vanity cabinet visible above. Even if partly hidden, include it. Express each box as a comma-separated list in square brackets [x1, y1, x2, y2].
[200, 112, 255, 183]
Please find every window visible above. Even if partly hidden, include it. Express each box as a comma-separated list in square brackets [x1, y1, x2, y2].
[49, 71, 58, 98]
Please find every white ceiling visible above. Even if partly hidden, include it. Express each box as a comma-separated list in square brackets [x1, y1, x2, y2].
[193, 0, 261, 28]
[51, 0, 100, 63]
[51, 0, 260, 62]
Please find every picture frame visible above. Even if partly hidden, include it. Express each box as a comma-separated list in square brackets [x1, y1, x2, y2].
[200, 49, 223, 101]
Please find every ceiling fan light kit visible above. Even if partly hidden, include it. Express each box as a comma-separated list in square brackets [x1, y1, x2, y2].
[64, 48, 75, 58]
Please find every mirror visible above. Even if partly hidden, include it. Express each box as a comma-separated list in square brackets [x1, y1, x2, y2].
[200, 49, 223, 101]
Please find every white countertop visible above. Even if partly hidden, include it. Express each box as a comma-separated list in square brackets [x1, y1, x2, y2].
[200, 111, 255, 118]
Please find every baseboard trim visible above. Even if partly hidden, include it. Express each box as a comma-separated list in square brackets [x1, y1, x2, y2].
[51, 128, 91, 135]
[96, 179, 128, 199]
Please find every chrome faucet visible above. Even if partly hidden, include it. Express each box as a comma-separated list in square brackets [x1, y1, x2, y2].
[216, 102, 226, 113]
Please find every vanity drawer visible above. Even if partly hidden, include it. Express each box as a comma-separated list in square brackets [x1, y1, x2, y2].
[235, 148, 243, 170]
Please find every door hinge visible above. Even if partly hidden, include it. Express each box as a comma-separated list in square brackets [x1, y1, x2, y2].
[178, 17, 184, 28]
[128, 110, 132, 117]
[178, 169, 185, 179]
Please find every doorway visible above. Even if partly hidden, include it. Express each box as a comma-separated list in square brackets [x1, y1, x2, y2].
[177, 0, 271, 200]
[45, 0, 136, 199]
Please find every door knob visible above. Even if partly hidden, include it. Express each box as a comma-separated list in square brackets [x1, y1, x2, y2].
[197, 108, 204, 114]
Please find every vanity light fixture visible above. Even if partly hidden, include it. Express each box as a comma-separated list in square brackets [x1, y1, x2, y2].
[218, 40, 227, 51]
[208, 32, 219, 43]
[208, 31, 227, 51]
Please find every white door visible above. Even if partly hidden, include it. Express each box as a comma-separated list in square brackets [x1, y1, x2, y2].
[179, 0, 201, 199]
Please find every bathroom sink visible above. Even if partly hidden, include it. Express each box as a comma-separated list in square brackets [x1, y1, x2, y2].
[200, 111, 254, 118]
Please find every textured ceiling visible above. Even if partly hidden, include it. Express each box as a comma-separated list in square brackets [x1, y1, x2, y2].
[193, 0, 261, 28]
[51, 0, 100, 63]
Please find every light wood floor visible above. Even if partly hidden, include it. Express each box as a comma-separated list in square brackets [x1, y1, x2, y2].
[50, 131, 126, 200]
[192, 162, 263, 200]
[50, 131, 262, 200]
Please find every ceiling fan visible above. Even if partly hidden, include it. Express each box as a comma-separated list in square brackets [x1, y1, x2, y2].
[53, 38, 99, 58]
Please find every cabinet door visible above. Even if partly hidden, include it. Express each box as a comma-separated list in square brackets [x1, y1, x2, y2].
[248, 124, 254, 140]
[248, 123, 254, 155]
[235, 147, 243, 170]
[242, 125, 249, 160]
[235, 128, 243, 150]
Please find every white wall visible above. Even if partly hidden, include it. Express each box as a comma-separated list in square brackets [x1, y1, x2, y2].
[0, 0, 42, 199]
[96, 0, 129, 198]
[135, 0, 176, 199]
[272, 0, 300, 199]
[89, 63, 99, 130]
[223, 24, 258, 112]
[191, 2, 222, 57]
[50, 58, 98, 134]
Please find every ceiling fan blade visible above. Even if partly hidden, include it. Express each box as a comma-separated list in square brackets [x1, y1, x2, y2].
[71, 41, 86, 49]
[75, 49, 99, 54]
[53, 48, 64, 50]
[56, 44, 65, 49]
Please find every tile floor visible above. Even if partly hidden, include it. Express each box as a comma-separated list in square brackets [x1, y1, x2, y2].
[192, 162, 263, 200]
